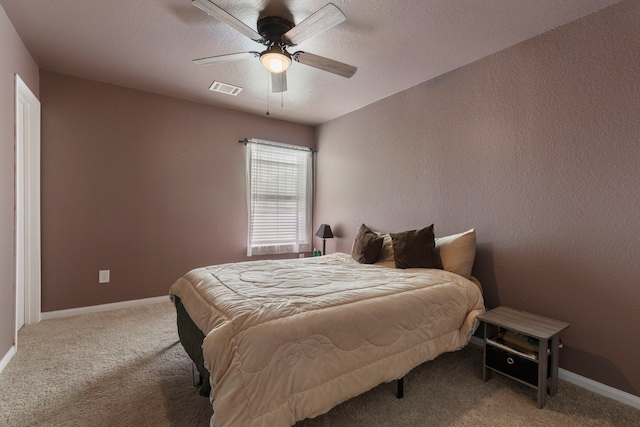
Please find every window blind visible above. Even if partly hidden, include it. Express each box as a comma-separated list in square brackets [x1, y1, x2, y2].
[245, 140, 312, 256]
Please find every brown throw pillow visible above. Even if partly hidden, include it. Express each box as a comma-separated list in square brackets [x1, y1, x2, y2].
[352, 224, 384, 264]
[390, 225, 443, 269]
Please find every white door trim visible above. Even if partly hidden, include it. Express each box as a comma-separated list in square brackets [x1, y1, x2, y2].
[15, 75, 41, 347]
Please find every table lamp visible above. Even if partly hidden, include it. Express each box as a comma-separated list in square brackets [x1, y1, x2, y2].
[315, 224, 334, 255]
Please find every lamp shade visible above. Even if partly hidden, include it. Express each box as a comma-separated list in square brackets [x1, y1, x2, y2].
[315, 224, 334, 239]
[260, 48, 291, 73]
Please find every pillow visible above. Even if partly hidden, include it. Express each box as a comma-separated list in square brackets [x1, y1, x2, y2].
[435, 229, 476, 278]
[351, 224, 384, 264]
[390, 225, 442, 269]
[375, 232, 396, 268]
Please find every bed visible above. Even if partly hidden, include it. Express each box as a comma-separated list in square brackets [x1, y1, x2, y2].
[169, 226, 484, 427]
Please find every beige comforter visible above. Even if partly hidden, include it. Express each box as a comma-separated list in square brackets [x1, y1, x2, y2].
[169, 252, 485, 427]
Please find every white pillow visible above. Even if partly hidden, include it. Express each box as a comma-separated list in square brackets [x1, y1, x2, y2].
[374, 232, 396, 268]
[435, 229, 476, 278]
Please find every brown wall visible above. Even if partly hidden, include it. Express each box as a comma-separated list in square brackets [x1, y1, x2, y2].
[315, 1, 640, 396]
[40, 71, 314, 311]
[0, 6, 39, 362]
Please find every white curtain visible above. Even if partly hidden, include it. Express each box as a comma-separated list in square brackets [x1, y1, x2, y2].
[245, 139, 312, 256]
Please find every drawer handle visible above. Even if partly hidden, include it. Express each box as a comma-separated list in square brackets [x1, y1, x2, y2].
[507, 357, 515, 365]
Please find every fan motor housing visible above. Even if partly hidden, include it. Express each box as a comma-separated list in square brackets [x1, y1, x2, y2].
[257, 16, 294, 44]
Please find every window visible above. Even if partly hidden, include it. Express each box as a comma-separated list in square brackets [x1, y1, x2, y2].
[245, 139, 313, 256]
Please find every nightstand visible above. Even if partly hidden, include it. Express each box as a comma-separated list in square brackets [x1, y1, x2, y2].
[477, 306, 569, 408]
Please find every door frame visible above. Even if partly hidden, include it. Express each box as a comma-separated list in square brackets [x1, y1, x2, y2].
[15, 74, 41, 347]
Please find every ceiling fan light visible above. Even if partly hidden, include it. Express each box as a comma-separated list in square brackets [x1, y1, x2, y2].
[261, 50, 291, 73]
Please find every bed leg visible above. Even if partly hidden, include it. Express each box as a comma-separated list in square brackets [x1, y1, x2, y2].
[397, 377, 404, 399]
[192, 362, 203, 386]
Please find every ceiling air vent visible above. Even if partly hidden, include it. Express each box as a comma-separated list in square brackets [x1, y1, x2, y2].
[209, 81, 243, 96]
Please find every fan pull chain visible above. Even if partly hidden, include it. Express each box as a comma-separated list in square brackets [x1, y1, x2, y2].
[266, 72, 270, 116]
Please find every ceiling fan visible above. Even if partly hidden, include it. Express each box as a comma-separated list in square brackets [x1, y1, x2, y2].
[191, 0, 357, 93]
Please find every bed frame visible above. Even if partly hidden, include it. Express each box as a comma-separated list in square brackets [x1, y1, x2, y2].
[173, 296, 210, 396]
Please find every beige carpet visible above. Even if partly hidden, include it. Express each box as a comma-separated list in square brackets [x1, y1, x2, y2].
[1, 301, 638, 427]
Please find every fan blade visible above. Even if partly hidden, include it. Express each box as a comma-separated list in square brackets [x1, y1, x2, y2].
[271, 71, 287, 93]
[193, 51, 259, 65]
[292, 51, 357, 78]
[282, 3, 346, 46]
[191, 0, 265, 43]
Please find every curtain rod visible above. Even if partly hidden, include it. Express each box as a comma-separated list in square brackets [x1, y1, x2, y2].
[239, 138, 317, 153]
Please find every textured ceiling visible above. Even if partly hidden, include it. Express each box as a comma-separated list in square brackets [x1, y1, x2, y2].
[1, 0, 621, 125]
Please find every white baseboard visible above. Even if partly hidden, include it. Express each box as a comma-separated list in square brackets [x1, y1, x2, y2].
[469, 335, 483, 348]
[559, 368, 640, 410]
[40, 295, 170, 321]
[0, 345, 16, 374]
[468, 336, 640, 410]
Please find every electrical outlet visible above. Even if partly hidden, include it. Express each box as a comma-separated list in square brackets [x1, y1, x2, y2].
[99, 270, 110, 283]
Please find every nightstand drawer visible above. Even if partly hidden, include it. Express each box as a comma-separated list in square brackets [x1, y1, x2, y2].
[486, 345, 549, 387]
